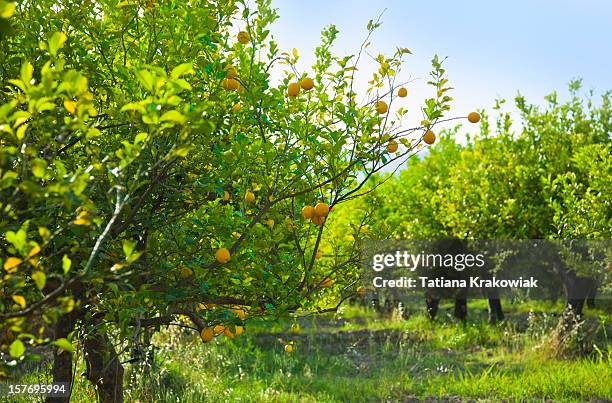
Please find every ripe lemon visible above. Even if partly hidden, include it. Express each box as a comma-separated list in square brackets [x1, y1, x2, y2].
[232, 306, 246, 320]
[284, 344, 293, 353]
[224, 328, 235, 339]
[237, 31, 250, 44]
[300, 77, 314, 90]
[314, 202, 329, 217]
[235, 326, 244, 336]
[200, 327, 214, 343]
[215, 248, 231, 264]
[231, 103, 241, 113]
[375, 100, 388, 115]
[423, 130, 436, 145]
[287, 82, 300, 97]
[225, 65, 237, 79]
[315, 250, 323, 259]
[301, 205, 315, 219]
[397, 87, 408, 97]
[321, 278, 334, 288]
[467, 111, 481, 123]
[265, 219, 275, 229]
[386, 140, 398, 153]
[179, 267, 193, 278]
[291, 323, 300, 334]
[245, 190, 255, 203]
[213, 324, 226, 335]
[222, 78, 240, 91]
[223, 191, 230, 201]
[311, 215, 325, 226]
[357, 286, 366, 298]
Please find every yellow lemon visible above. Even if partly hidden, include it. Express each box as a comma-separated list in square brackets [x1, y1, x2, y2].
[375, 100, 388, 114]
[301, 205, 315, 219]
[386, 140, 398, 153]
[300, 77, 314, 90]
[200, 327, 214, 343]
[245, 190, 255, 203]
[423, 130, 436, 145]
[237, 31, 250, 44]
[179, 267, 193, 278]
[467, 111, 481, 123]
[311, 215, 325, 226]
[287, 82, 300, 97]
[222, 78, 240, 91]
[225, 65, 237, 79]
[314, 202, 329, 217]
[213, 324, 226, 335]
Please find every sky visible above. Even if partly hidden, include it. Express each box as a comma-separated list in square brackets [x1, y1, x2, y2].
[265, 0, 612, 138]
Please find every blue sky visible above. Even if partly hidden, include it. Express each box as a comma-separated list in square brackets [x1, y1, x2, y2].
[266, 0, 612, 135]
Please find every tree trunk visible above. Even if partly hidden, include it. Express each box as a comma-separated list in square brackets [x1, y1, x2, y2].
[83, 327, 124, 403]
[46, 312, 77, 403]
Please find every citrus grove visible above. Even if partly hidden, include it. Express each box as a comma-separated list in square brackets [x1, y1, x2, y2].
[0, 0, 478, 401]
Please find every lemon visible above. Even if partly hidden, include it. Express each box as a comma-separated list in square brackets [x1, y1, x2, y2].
[468, 112, 481, 123]
[375, 100, 388, 114]
[215, 248, 231, 264]
[423, 130, 436, 145]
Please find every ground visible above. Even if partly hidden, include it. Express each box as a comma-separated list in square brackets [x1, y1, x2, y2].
[12, 300, 612, 402]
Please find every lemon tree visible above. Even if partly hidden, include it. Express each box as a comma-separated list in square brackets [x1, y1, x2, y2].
[0, 0, 464, 399]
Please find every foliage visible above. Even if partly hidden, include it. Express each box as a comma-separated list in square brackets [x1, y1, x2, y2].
[330, 81, 611, 250]
[0, 0, 458, 387]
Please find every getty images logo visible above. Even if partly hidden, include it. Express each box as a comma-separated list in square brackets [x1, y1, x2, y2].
[371, 250, 486, 272]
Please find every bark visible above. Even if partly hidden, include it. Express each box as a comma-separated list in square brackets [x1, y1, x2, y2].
[46, 311, 77, 403]
[83, 326, 124, 403]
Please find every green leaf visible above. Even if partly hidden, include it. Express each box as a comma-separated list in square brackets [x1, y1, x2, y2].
[172, 147, 191, 157]
[0, 1, 16, 19]
[20, 62, 33, 84]
[122, 239, 137, 259]
[135, 70, 154, 91]
[51, 338, 74, 353]
[48, 32, 68, 56]
[171, 63, 194, 79]
[62, 254, 71, 274]
[9, 339, 25, 358]
[5, 228, 26, 251]
[31, 158, 47, 178]
[160, 110, 186, 125]
[31, 271, 46, 290]
[120, 102, 146, 114]
[134, 132, 148, 145]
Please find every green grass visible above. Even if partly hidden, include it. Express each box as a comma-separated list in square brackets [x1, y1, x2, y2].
[10, 302, 612, 402]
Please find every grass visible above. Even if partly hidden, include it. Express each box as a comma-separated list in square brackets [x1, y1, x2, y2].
[9, 301, 612, 402]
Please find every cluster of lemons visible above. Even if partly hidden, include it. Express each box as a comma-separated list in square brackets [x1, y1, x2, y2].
[375, 88, 481, 153]
[287, 77, 315, 97]
[300, 202, 329, 226]
[218, 31, 251, 110]
[200, 306, 247, 343]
